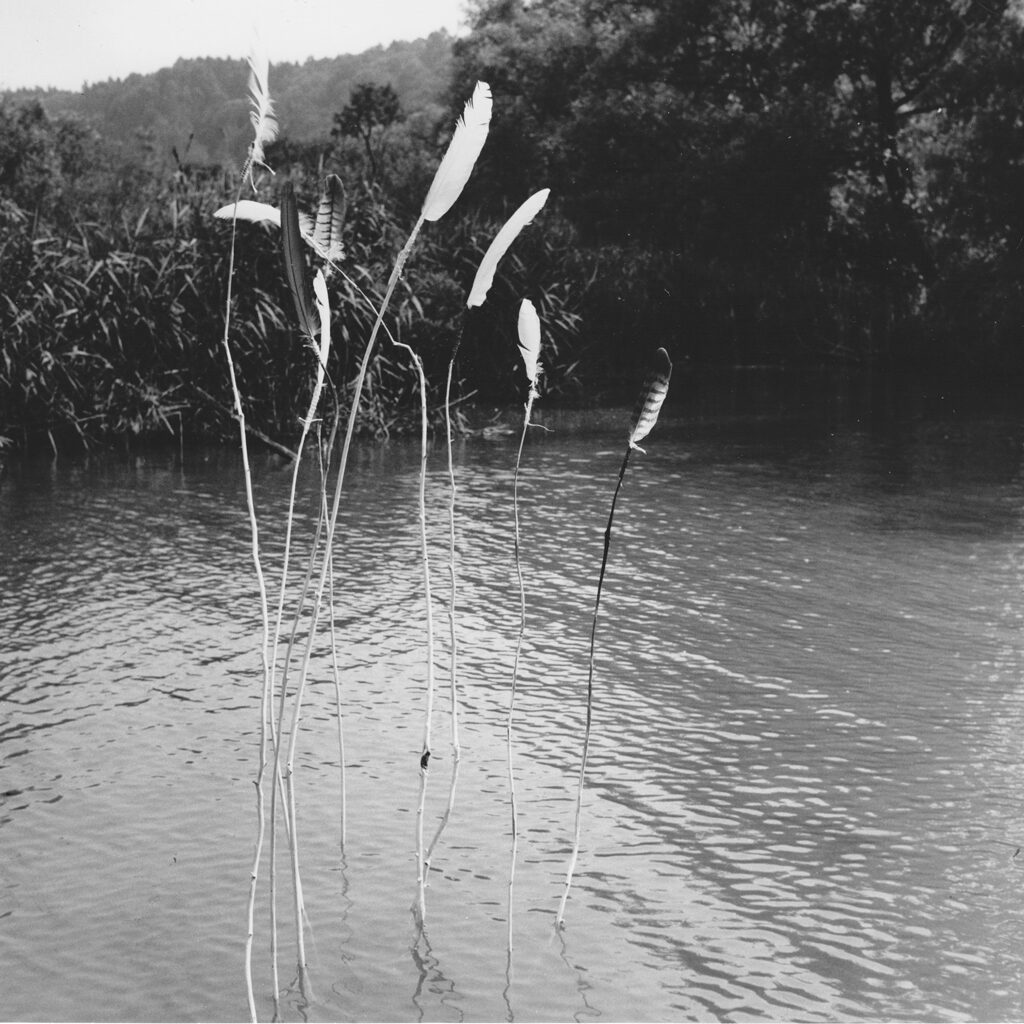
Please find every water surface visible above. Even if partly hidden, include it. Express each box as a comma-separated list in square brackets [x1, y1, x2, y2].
[3, 401, 1024, 1021]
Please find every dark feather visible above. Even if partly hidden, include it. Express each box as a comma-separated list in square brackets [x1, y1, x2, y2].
[281, 182, 317, 340]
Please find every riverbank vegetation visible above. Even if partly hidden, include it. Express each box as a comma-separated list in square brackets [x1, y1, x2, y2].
[3, 1, 1024, 451]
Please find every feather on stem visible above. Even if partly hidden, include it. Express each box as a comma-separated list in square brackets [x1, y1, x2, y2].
[281, 183, 318, 340]
[517, 298, 542, 390]
[557, 348, 672, 928]
[421, 82, 492, 222]
[467, 189, 550, 308]
[247, 46, 278, 180]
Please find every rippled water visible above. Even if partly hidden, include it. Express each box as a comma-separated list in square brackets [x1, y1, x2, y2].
[3, 404, 1024, 1022]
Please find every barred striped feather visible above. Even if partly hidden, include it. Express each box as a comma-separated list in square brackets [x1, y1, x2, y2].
[628, 348, 672, 451]
[312, 174, 347, 263]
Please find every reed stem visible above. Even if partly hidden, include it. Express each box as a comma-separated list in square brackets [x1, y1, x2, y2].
[556, 445, 632, 927]
[221, 178, 274, 1024]
[424, 331, 465, 871]
[271, 219, 425, 985]
[508, 385, 537, 945]
[390, 338, 436, 922]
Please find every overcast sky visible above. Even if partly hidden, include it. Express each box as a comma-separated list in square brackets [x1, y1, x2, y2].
[0, 0, 469, 91]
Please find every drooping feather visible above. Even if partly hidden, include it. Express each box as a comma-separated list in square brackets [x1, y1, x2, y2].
[247, 45, 278, 172]
[311, 270, 332, 389]
[467, 189, 550, 309]
[311, 174, 347, 264]
[421, 81, 492, 223]
[281, 182, 318, 340]
[213, 200, 281, 226]
[628, 348, 672, 452]
[213, 197, 322, 259]
[517, 299, 542, 388]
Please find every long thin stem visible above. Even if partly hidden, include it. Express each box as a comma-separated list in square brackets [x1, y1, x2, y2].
[391, 338, 436, 923]
[424, 328, 465, 870]
[556, 444, 632, 927]
[508, 386, 537, 948]
[222, 177, 274, 1024]
[321, 436, 347, 848]
[272, 217, 426, 990]
[265, 307, 333, 1009]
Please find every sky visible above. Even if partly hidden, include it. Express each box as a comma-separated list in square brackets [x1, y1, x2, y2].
[0, 0, 469, 91]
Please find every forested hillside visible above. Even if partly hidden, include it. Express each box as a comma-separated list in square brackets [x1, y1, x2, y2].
[3, 2, 1024, 453]
[4, 32, 453, 166]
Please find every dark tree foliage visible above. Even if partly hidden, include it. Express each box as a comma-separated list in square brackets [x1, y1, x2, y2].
[332, 82, 404, 179]
[452, 0, 1024, 371]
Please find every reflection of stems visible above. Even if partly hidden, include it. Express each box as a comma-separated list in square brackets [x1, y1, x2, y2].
[508, 384, 537, 953]
[557, 445, 632, 928]
[425, 328, 465, 873]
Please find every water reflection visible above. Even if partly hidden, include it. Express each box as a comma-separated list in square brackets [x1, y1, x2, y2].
[2, 412, 1024, 1021]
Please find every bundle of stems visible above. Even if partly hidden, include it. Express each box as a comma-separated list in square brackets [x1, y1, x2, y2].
[259, 82, 494, 966]
[556, 347, 672, 928]
[424, 188, 550, 876]
[223, 44, 280, 1024]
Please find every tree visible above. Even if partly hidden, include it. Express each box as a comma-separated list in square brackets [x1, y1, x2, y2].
[451, 0, 1024, 366]
[331, 82, 403, 179]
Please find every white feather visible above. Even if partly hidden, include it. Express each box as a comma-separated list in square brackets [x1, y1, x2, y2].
[421, 82, 492, 223]
[303, 270, 332, 431]
[213, 200, 281, 226]
[517, 299, 541, 386]
[467, 189, 550, 309]
[247, 45, 278, 168]
[312, 271, 331, 368]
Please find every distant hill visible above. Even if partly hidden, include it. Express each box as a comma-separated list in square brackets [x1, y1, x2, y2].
[3, 32, 454, 166]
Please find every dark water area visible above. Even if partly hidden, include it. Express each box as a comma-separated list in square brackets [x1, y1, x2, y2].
[3, 375, 1024, 1021]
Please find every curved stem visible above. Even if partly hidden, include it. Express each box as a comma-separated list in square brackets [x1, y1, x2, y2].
[508, 386, 536, 949]
[556, 444, 632, 927]
[425, 325, 466, 870]
[272, 217, 426, 991]
[391, 341, 435, 924]
[222, 175, 274, 1024]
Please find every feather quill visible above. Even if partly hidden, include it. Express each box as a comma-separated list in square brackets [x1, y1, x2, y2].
[628, 348, 673, 452]
[467, 189, 550, 308]
[281, 182, 318, 340]
[247, 46, 278, 173]
[517, 299, 542, 389]
[421, 81, 492, 223]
